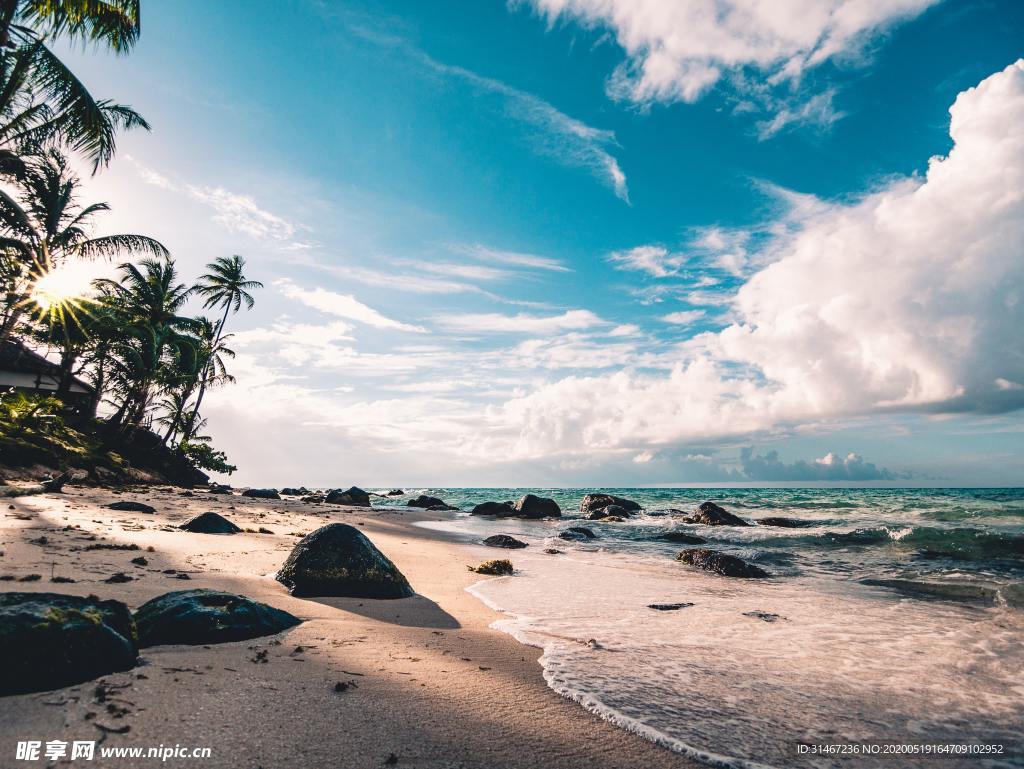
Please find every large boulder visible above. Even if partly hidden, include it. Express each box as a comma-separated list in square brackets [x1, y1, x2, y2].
[134, 589, 301, 647]
[325, 486, 371, 507]
[0, 592, 137, 695]
[676, 549, 768, 578]
[580, 493, 641, 517]
[242, 488, 280, 500]
[407, 495, 445, 508]
[276, 523, 414, 598]
[683, 502, 750, 527]
[280, 487, 310, 497]
[105, 501, 156, 514]
[514, 494, 561, 518]
[587, 504, 633, 520]
[471, 501, 516, 517]
[179, 512, 242, 534]
[483, 535, 528, 549]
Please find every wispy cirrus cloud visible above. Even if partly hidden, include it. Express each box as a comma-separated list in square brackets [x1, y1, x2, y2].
[608, 245, 686, 277]
[455, 243, 571, 273]
[434, 309, 605, 335]
[277, 279, 427, 333]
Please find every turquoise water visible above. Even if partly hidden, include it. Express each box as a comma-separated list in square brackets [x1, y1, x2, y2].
[385, 488, 1024, 768]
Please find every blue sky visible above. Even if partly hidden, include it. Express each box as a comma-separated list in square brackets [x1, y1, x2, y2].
[59, 0, 1024, 486]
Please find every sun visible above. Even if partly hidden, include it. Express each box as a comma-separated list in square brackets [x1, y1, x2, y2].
[29, 262, 96, 311]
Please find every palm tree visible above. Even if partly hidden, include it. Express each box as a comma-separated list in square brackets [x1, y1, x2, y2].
[180, 255, 260, 440]
[0, 149, 167, 341]
[0, 2, 146, 173]
[95, 257, 197, 428]
[158, 317, 234, 445]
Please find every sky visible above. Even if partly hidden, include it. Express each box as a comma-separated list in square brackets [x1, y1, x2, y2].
[54, 0, 1024, 487]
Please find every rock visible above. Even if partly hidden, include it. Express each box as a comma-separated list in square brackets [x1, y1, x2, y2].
[301, 494, 325, 503]
[676, 549, 768, 578]
[514, 494, 561, 518]
[385, 489, 404, 496]
[179, 512, 242, 534]
[587, 504, 633, 520]
[242, 488, 280, 500]
[470, 501, 516, 516]
[758, 517, 806, 528]
[280, 487, 310, 497]
[558, 526, 596, 541]
[483, 535, 528, 549]
[0, 592, 137, 695]
[134, 589, 301, 647]
[407, 495, 445, 508]
[325, 486, 371, 507]
[658, 531, 707, 545]
[130, 556, 148, 566]
[105, 501, 156, 514]
[580, 494, 641, 517]
[742, 610, 781, 622]
[105, 572, 133, 583]
[592, 514, 626, 522]
[426, 504, 459, 511]
[468, 560, 513, 576]
[682, 501, 750, 527]
[208, 484, 232, 495]
[543, 548, 562, 555]
[276, 523, 414, 598]
[648, 603, 694, 611]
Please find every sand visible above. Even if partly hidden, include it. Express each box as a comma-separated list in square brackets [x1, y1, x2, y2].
[0, 485, 694, 768]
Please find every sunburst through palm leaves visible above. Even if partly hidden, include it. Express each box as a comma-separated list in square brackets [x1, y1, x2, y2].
[25, 260, 96, 334]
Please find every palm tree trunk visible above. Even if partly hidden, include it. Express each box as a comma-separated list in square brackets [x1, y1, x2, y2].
[179, 303, 230, 444]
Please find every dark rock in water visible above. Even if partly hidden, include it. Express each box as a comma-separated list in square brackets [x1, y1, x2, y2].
[134, 589, 301, 647]
[179, 512, 242, 534]
[325, 486, 371, 507]
[426, 503, 459, 511]
[676, 548, 768, 578]
[592, 514, 626, 522]
[407, 495, 445, 508]
[743, 610, 782, 622]
[0, 592, 137, 695]
[242, 488, 280, 500]
[385, 489, 404, 496]
[276, 523, 414, 598]
[586, 504, 634, 520]
[648, 602, 694, 611]
[580, 494, 641, 517]
[559, 526, 596, 541]
[483, 534, 528, 549]
[758, 517, 809, 528]
[105, 501, 156, 514]
[471, 501, 516, 517]
[683, 501, 750, 527]
[468, 559, 513, 576]
[860, 578, 1002, 606]
[658, 531, 707, 545]
[280, 487, 309, 497]
[514, 494, 562, 518]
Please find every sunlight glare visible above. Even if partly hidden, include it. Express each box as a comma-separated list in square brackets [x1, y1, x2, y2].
[30, 262, 97, 310]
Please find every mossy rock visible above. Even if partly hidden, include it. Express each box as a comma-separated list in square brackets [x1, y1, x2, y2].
[134, 589, 301, 647]
[276, 523, 414, 599]
[468, 559, 513, 576]
[0, 592, 137, 695]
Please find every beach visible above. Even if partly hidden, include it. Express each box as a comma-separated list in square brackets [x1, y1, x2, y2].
[0, 485, 696, 769]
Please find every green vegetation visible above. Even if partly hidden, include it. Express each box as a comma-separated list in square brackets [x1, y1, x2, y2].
[468, 559, 514, 576]
[0, 2, 259, 482]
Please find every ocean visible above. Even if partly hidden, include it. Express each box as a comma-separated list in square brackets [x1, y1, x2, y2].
[381, 488, 1024, 768]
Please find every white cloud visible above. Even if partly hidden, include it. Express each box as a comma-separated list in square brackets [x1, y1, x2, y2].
[518, 0, 937, 130]
[277, 279, 427, 333]
[661, 310, 706, 325]
[608, 245, 686, 277]
[492, 60, 1024, 456]
[186, 186, 297, 241]
[435, 309, 605, 335]
[457, 243, 571, 272]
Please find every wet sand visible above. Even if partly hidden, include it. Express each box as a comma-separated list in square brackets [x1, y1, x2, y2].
[0, 486, 694, 768]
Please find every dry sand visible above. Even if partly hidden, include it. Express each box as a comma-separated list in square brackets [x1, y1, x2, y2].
[0, 486, 694, 768]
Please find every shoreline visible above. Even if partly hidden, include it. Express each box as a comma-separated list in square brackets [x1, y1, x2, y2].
[0, 485, 695, 768]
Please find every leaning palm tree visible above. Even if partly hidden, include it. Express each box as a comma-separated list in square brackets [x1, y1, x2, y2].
[96, 257, 198, 429]
[0, 149, 167, 341]
[0, 1, 146, 173]
[180, 255, 260, 440]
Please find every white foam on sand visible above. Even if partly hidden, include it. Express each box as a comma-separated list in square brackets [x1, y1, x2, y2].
[458, 536, 1024, 768]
